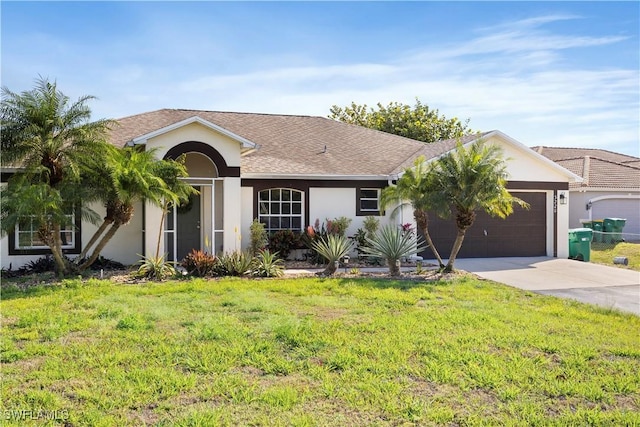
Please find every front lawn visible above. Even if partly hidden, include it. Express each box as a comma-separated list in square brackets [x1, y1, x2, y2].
[591, 241, 640, 271]
[2, 276, 639, 426]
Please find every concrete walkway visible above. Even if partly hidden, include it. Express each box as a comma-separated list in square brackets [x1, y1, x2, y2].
[454, 257, 640, 315]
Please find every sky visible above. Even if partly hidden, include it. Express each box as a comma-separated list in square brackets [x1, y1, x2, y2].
[1, 1, 639, 156]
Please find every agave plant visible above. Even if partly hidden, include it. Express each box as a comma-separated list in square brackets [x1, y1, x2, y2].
[135, 254, 176, 281]
[311, 234, 353, 276]
[361, 225, 426, 276]
[253, 249, 284, 278]
[216, 251, 253, 276]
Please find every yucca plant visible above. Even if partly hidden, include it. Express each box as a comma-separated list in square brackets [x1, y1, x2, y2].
[216, 251, 253, 276]
[135, 254, 176, 281]
[253, 249, 284, 278]
[311, 234, 353, 276]
[361, 225, 426, 276]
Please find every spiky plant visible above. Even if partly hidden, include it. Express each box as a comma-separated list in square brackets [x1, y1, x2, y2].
[361, 225, 426, 276]
[216, 251, 253, 276]
[135, 254, 176, 281]
[253, 249, 284, 278]
[311, 234, 353, 276]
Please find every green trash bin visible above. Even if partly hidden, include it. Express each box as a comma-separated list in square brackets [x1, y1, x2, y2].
[603, 218, 626, 243]
[591, 220, 604, 243]
[569, 228, 593, 262]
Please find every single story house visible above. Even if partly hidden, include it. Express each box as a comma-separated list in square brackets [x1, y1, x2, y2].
[1, 109, 581, 269]
[532, 147, 640, 240]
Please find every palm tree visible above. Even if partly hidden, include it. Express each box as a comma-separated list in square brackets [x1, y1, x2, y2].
[431, 141, 529, 273]
[1, 77, 112, 275]
[77, 147, 195, 270]
[380, 156, 446, 269]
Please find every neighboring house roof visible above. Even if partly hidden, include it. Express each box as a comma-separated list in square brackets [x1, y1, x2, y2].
[531, 146, 639, 164]
[109, 109, 430, 178]
[555, 157, 640, 190]
[532, 146, 640, 190]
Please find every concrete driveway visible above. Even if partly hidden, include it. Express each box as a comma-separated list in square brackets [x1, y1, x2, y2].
[454, 257, 640, 315]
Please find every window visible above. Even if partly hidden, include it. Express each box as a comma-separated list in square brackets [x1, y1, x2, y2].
[258, 188, 303, 232]
[8, 211, 81, 255]
[358, 188, 381, 215]
[15, 215, 76, 250]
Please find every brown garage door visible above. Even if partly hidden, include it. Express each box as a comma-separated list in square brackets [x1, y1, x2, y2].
[419, 192, 547, 259]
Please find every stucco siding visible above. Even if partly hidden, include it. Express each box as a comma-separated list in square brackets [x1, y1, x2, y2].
[145, 122, 242, 167]
[570, 191, 640, 238]
[492, 137, 574, 183]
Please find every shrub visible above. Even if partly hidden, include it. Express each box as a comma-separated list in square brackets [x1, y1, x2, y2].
[135, 254, 176, 281]
[181, 249, 216, 277]
[249, 219, 268, 256]
[268, 230, 301, 260]
[253, 249, 284, 278]
[303, 217, 353, 264]
[216, 251, 253, 276]
[361, 225, 425, 276]
[311, 234, 353, 276]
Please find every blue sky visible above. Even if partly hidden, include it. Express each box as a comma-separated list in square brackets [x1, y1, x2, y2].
[2, 1, 639, 156]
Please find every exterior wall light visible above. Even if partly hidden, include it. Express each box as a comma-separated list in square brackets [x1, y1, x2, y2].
[559, 192, 567, 205]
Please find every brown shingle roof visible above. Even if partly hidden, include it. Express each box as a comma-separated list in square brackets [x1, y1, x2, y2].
[108, 109, 430, 177]
[555, 157, 640, 189]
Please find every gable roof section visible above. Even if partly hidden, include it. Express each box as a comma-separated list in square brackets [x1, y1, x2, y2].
[393, 130, 581, 182]
[109, 109, 429, 178]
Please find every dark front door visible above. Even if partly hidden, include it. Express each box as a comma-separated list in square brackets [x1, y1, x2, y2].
[177, 188, 201, 261]
[419, 192, 547, 259]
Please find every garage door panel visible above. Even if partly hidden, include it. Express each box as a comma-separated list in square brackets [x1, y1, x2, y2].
[420, 192, 547, 259]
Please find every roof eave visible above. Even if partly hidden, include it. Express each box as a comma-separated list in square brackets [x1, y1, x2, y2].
[241, 173, 390, 181]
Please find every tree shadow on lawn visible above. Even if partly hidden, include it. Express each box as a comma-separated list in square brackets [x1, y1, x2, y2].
[332, 271, 463, 291]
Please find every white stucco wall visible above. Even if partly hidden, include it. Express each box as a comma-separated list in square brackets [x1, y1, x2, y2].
[570, 190, 640, 237]
[144, 122, 242, 167]
[240, 187, 254, 252]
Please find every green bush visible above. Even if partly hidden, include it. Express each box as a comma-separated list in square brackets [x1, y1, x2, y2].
[268, 230, 302, 260]
[249, 219, 268, 256]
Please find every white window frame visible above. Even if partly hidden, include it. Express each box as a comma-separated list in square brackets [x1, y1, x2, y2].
[258, 188, 304, 232]
[14, 214, 76, 250]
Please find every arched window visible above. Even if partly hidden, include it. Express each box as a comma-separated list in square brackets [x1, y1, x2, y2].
[258, 188, 304, 232]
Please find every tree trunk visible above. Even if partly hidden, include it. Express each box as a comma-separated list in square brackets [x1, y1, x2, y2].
[388, 258, 400, 276]
[414, 209, 445, 268]
[156, 203, 169, 259]
[444, 229, 466, 273]
[320, 261, 338, 276]
[444, 210, 476, 273]
[78, 222, 122, 271]
[49, 223, 68, 277]
[77, 218, 113, 261]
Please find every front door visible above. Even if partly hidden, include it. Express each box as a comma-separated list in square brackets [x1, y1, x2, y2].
[177, 187, 201, 261]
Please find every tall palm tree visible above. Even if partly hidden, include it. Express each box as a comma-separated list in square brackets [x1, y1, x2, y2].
[431, 141, 529, 273]
[380, 156, 445, 269]
[78, 147, 196, 270]
[1, 77, 112, 275]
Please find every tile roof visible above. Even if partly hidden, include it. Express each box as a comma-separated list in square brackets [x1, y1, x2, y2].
[108, 109, 430, 177]
[531, 146, 640, 189]
[531, 146, 639, 163]
[555, 157, 640, 189]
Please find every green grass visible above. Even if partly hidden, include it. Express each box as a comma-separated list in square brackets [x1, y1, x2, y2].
[2, 276, 639, 426]
[591, 241, 640, 271]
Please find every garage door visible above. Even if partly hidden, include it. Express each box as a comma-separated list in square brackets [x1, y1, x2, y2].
[419, 192, 547, 259]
